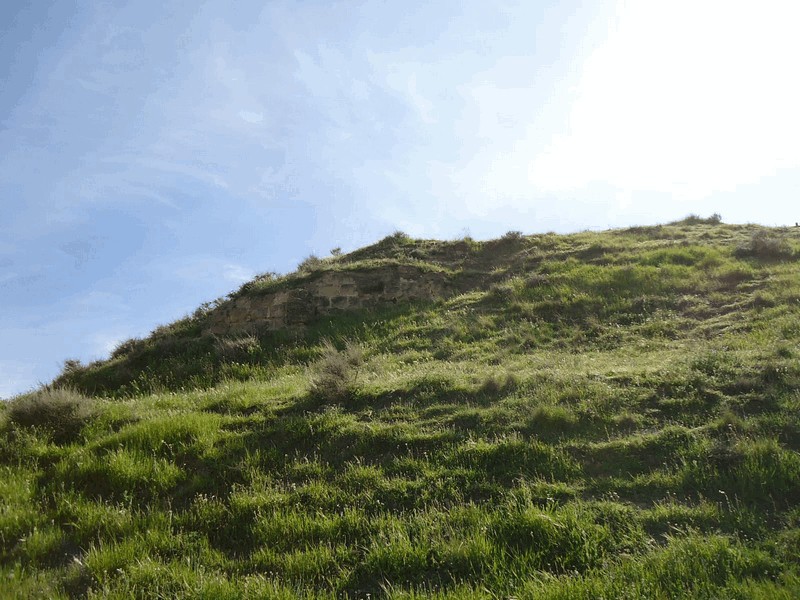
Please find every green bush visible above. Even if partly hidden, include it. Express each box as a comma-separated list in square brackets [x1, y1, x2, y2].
[110, 338, 144, 359]
[297, 254, 323, 273]
[501, 230, 524, 240]
[670, 213, 722, 226]
[6, 387, 95, 443]
[375, 230, 413, 250]
[735, 230, 794, 260]
[214, 334, 260, 363]
[308, 339, 364, 403]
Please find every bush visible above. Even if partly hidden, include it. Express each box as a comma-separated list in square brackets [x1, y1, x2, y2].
[298, 254, 323, 273]
[111, 338, 144, 359]
[377, 231, 412, 248]
[670, 214, 722, 226]
[308, 339, 364, 402]
[214, 334, 260, 363]
[60, 358, 83, 375]
[735, 230, 794, 260]
[6, 387, 95, 443]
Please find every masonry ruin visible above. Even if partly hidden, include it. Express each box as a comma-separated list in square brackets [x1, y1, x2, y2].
[204, 264, 453, 335]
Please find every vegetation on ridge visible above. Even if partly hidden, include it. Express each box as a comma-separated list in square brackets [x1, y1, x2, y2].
[2, 218, 800, 598]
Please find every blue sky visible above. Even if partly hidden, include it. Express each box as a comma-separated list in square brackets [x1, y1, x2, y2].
[2, 0, 799, 398]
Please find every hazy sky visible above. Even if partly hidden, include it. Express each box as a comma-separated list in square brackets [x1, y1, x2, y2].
[2, 0, 799, 397]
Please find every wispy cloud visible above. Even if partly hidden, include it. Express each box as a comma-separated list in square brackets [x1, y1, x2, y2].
[69, 290, 130, 316]
[168, 256, 254, 286]
[238, 110, 264, 124]
[0, 271, 18, 286]
[97, 154, 231, 191]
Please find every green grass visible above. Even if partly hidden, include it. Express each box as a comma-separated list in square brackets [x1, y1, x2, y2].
[2, 220, 800, 597]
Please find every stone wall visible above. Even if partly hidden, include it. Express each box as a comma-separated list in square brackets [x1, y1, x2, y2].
[204, 264, 451, 335]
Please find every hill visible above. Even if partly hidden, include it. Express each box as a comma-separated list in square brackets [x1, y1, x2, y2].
[2, 217, 800, 598]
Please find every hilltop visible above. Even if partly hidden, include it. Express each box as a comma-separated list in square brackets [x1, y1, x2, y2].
[2, 217, 800, 598]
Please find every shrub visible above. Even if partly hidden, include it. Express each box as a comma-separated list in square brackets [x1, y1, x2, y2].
[214, 334, 261, 363]
[308, 339, 364, 403]
[298, 254, 323, 273]
[735, 230, 794, 260]
[670, 214, 723, 226]
[502, 230, 524, 240]
[111, 338, 144, 359]
[6, 387, 95, 443]
[61, 358, 83, 375]
[377, 231, 412, 248]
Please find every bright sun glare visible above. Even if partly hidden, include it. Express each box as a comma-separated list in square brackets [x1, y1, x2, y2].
[528, 0, 800, 201]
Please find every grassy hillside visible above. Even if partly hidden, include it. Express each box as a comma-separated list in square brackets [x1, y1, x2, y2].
[2, 218, 800, 598]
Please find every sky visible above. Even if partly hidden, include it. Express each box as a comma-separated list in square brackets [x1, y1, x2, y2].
[2, 0, 800, 398]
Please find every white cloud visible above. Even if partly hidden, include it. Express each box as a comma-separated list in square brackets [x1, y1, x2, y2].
[406, 73, 437, 124]
[527, 0, 800, 201]
[365, 52, 440, 126]
[70, 290, 129, 316]
[239, 110, 264, 124]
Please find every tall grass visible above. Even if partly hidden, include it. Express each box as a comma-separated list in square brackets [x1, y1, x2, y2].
[2, 221, 800, 597]
[5, 387, 95, 443]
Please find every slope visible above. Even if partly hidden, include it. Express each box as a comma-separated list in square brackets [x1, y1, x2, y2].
[2, 217, 800, 598]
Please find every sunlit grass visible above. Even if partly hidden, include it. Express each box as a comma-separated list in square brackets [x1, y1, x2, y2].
[2, 221, 799, 596]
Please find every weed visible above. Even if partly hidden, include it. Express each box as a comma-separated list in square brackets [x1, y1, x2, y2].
[670, 213, 723, 226]
[308, 339, 364, 403]
[6, 387, 95, 443]
[298, 254, 324, 272]
[214, 334, 261, 363]
[501, 230, 524, 241]
[735, 230, 794, 260]
[60, 358, 83, 376]
[380, 230, 413, 247]
[110, 338, 144, 360]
